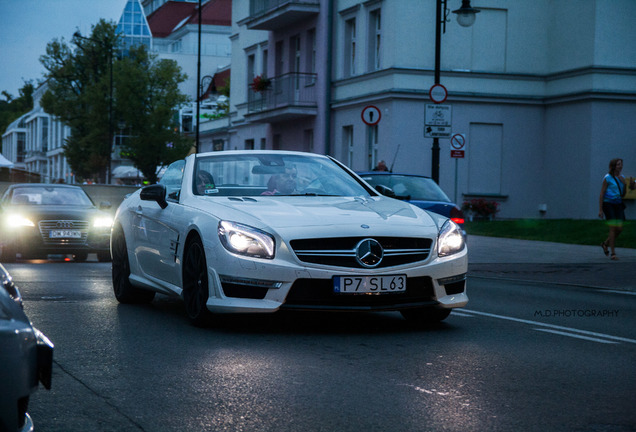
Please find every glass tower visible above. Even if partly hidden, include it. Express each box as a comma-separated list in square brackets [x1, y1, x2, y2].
[116, 0, 152, 55]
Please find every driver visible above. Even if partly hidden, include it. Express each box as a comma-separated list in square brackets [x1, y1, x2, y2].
[262, 166, 297, 195]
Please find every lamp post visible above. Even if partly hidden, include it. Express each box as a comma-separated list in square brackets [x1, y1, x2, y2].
[195, 0, 202, 153]
[431, 0, 479, 184]
[74, 31, 114, 184]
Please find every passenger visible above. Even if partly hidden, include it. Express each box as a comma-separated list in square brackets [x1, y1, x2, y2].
[195, 170, 215, 195]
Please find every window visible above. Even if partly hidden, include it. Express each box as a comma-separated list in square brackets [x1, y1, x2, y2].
[304, 129, 314, 153]
[260, 138, 266, 150]
[213, 139, 224, 151]
[247, 53, 256, 85]
[307, 29, 316, 74]
[159, 159, 185, 201]
[369, 8, 381, 71]
[275, 41, 284, 76]
[262, 48, 269, 77]
[245, 139, 255, 150]
[345, 18, 356, 77]
[343, 126, 354, 167]
[367, 125, 379, 170]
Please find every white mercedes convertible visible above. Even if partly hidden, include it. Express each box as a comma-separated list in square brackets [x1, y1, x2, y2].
[111, 151, 467, 326]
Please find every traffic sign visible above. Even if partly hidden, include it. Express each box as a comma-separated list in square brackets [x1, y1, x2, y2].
[361, 105, 381, 126]
[450, 134, 466, 158]
[425, 104, 452, 138]
[429, 84, 448, 104]
[451, 133, 465, 150]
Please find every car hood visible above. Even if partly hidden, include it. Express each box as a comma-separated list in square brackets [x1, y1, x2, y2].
[1, 205, 103, 220]
[201, 196, 440, 236]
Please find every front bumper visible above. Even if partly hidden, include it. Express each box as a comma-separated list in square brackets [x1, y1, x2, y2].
[1, 225, 110, 257]
[204, 245, 468, 313]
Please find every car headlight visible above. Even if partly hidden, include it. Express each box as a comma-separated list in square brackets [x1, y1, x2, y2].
[5, 213, 35, 228]
[93, 216, 114, 228]
[218, 221, 275, 259]
[437, 219, 465, 257]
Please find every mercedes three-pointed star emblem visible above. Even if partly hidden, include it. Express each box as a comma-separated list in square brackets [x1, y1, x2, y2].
[355, 238, 384, 268]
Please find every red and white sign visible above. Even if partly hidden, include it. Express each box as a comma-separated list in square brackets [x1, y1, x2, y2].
[450, 134, 465, 158]
[361, 105, 381, 126]
[429, 84, 448, 104]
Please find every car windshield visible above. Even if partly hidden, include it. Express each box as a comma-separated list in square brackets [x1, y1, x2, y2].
[8, 186, 94, 206]
[193, 153, 372, 197]
[360, 174, 451, 202]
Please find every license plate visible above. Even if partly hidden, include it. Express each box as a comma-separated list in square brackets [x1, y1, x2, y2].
[49, 230, 81, 239]
[334, 275, 406, 294]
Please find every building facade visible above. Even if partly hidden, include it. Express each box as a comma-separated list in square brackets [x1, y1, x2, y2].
[200, 0, 636, 219]
[1, 84, 74, 183]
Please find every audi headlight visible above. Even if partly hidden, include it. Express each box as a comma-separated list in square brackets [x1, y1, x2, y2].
[218, 221, 275, 259]
[93, 216, 114, 228]
[5, 213, 35, 228]
[437, 219, 465, 257]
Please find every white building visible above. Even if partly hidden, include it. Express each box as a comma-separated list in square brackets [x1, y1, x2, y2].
[200, 0, 636, 219]
[1, 83, 74, 183]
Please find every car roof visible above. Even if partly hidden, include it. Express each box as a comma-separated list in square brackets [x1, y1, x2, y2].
[7, 183, 83, 189]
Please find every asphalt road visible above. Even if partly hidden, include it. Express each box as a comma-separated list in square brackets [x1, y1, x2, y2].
[6, 248, 635, 432]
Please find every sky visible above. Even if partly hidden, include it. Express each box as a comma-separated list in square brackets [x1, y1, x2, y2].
[0, 0, 128, 98]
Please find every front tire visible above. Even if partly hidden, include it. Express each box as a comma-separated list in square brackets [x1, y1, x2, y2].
[182, 236, 213, 327]
[111, 224, 155, 304]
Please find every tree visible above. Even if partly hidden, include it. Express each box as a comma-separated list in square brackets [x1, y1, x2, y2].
[40, 20, 118, 182]
[40, 19, 192, 183]
[0, 82, 35, 135]
[114, 46, 192, 184]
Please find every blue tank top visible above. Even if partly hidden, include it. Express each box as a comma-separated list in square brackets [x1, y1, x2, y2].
[603, 174, 624, 204]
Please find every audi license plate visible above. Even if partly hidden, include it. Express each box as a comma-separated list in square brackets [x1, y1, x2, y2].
[334, 275, 406, 294]
[49, 230, 81, 239]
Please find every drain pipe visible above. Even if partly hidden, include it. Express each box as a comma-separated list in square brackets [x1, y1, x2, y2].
[323, 0, 333, 156]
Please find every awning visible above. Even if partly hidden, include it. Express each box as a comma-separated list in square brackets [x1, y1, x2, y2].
[0, 153, 15, 168]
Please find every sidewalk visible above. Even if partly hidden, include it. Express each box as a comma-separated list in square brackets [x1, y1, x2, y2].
[467, 236, 636, 292]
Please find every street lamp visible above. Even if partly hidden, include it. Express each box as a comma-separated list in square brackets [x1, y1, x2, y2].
[431, 0, 479, 184]
[73, 31, 114, 184]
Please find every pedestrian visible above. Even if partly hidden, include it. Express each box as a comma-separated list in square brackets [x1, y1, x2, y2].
[373, 160, 389, 172]
[599, 158, 635, 260]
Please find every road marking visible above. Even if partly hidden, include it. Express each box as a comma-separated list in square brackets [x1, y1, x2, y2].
[461, 309, 636, 345]
[533, 328, 618, 344]
[596, 289, 636, 296]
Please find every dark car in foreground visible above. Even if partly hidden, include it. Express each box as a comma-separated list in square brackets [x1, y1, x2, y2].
[357, 172, 466, 236]
[0, 263, 53, 432]
[0, 184, 113, 262]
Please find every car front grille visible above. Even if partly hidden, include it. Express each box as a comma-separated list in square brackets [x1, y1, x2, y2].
[38, 220, 89, 246]
[290, 236, 432, 269]
[282, 276, 436, 310]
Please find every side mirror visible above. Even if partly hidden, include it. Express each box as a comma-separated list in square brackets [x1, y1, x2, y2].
[374, 184, 396, 198]
[140, 184, 168, 209]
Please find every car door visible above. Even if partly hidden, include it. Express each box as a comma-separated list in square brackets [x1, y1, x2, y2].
[132, 160, 185, 287]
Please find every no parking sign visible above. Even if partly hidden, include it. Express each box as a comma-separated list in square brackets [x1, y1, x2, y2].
[450, 134, 465, 158]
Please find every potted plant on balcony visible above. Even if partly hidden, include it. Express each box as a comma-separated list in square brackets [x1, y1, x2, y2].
[250, 75, 271, 93]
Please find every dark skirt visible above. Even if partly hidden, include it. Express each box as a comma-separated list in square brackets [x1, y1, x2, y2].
[602, 201, 625, 222]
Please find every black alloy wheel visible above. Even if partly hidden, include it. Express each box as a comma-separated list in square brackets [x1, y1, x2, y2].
[182, 237, 213, 326]
[111, 224, 155, 304]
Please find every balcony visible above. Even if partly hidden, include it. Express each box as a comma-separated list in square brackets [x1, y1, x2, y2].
[243, 0, 320, 30]
[246, 72, 318, 123]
